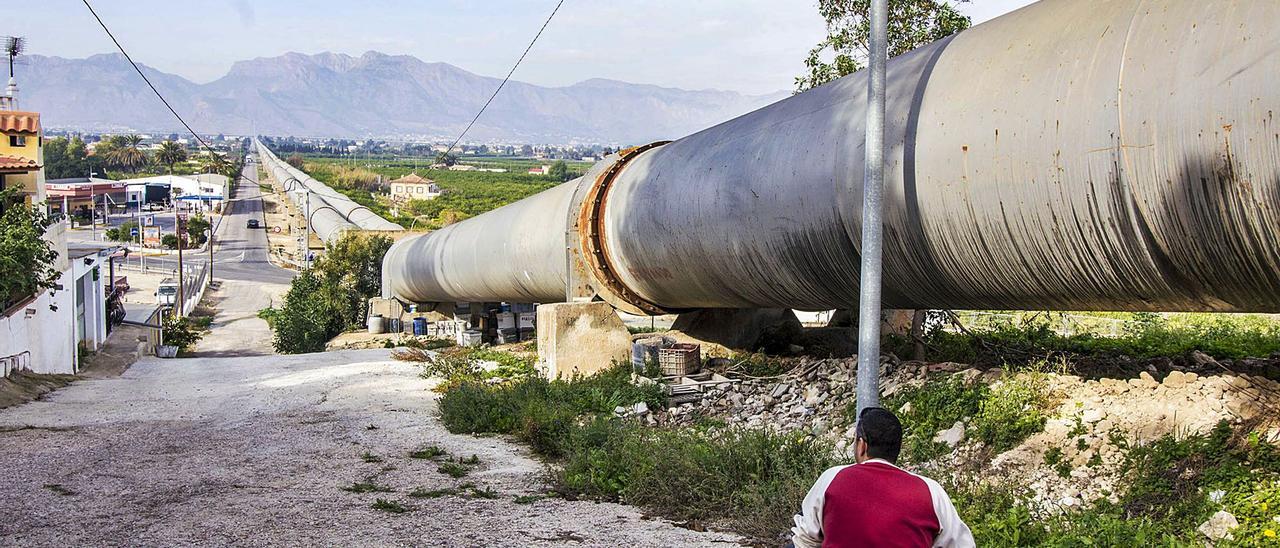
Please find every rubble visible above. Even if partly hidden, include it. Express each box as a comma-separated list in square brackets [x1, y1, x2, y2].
[649, 352, 1280, 516]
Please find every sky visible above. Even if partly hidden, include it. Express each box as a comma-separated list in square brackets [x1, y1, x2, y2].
[6, 0, 1036, 95]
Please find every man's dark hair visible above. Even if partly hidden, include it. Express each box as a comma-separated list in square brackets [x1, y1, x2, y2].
[855, 407, 903, 463]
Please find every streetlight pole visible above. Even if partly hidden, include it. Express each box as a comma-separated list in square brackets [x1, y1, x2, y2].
[855, 0, 889, 415]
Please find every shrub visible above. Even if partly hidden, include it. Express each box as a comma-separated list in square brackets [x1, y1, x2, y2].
[161, 314, 204, 351]
[266, 232, 394, 354]
[0, 187, 60, 308]
[884, 375, 987, 462]
[555, 422, 838, 540]
[970, 370, 1054, 452]
[160, 233, 180, 249]
[438, 365, 666, 457]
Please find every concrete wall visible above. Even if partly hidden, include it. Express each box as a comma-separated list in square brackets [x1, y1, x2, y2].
[0, 268, 77, 375]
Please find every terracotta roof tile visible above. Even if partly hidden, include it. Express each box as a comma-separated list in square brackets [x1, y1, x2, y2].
[0, 111, 40, 134]
[0, 154, 40, 172]
[391, 172, 432, 184]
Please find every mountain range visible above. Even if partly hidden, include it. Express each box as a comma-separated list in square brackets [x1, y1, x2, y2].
[18, 51, 788, 143]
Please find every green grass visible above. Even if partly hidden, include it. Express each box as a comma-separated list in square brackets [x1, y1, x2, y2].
[513, 494, 547, 504]
[360, 451, 383, 463]
[888, 311, 1280, 367]
[438, 364, 666, 457]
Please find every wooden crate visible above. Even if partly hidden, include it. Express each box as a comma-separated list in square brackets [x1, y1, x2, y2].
[658, 343, 700, 377]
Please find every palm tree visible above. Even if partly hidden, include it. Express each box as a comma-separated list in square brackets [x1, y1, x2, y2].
[155, 141, 188, 174]
[105, 134, 147, 172]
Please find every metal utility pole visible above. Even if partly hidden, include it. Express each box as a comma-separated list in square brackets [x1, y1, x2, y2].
[855, 0, 888, 416]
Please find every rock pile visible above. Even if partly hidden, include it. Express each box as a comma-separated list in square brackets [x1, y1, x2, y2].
[652, 353, 1280, 516]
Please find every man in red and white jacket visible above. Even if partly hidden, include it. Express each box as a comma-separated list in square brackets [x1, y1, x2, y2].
[791, 407, 974, 547]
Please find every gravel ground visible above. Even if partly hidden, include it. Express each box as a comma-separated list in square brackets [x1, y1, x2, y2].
[0, 349, 742, 547]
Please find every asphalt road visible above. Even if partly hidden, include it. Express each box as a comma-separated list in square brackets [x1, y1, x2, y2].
[134, 162, 295, 286]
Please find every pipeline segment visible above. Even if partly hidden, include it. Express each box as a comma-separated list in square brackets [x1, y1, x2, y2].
[253, 140, 403, 243]
[384, 0, 1280, 313]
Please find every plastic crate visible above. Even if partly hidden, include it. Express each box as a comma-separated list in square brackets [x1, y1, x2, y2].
[658, 343, 700, 377]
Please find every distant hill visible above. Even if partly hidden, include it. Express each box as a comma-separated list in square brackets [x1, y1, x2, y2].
[19, 51, 788, 143]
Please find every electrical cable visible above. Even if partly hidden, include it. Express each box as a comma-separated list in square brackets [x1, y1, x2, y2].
[441, 0, 565, 158]
[80, 0, 227, 169]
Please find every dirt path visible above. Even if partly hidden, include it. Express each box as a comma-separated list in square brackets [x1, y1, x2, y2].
[0, 349, 741, 547]
[192, 279, 288, 357]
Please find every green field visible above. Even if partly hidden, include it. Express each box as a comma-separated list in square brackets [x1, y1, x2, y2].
[300, 154, 590, 230]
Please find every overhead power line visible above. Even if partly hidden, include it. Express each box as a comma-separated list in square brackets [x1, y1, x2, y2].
[442, 0, 566, 158]
[80, 0, 226, 168]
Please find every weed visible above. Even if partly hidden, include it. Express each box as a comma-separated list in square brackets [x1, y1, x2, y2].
[365, 424, 379, 430]
[438, 364, 666, 458]
[408, 487, 459, 498]
[360, 451, 383, 463]
[729, 353, 794, 377]
[409, 446, 447, 460]
[460, 454, 480, 465]
[438, 462, 469, 478]
[371, 498, 409, 514]
[970, 370, 1054, 453]
[883, 374, 986, 462]
[342, 481, 393, 493]
[43, 484, 75, 496]
[895, 310, 1280, 366]
[514, 494, 546, 504]
[469, 486, 499, 499]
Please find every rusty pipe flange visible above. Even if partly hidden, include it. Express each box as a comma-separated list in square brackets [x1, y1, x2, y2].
[575, 140, 674, 316]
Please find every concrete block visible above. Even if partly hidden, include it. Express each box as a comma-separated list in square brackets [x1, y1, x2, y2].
[536, 302, 631, 380]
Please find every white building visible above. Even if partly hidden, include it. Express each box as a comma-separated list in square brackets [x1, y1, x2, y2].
[388, 173, 441, 203]
[121, 174, 228, 213]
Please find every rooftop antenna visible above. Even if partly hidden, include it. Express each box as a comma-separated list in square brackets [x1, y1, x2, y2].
[5, 36, 24, 78]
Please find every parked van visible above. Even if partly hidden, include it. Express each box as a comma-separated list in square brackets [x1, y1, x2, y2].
[156, 278, 178, 306]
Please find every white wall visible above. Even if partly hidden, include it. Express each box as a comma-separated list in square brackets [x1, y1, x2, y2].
[0, 268, 77, 375]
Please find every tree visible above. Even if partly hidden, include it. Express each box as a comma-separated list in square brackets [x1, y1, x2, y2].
[546, 160, 570, 182]
[285, 153, 306, 170]
[105, 220, 139, 242]
[0, 187, 60, 309]
[186, 213, 210, 245]
[104, 134, 148, 172]
[155, 141, 188, 174]
[434, 152, 458, 167]
[268, 232, 395, 354]
[795, 0, 971, 91]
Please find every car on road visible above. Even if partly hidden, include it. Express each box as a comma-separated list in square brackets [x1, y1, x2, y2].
[156, 278, 178, 306]
[246, 219, 260, 229]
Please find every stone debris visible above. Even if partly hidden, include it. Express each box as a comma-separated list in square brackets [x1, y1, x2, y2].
[645, 352, 1280, 517]
[1198, 510, 1239, 541]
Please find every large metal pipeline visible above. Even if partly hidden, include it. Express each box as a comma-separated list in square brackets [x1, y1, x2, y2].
[254, 140, 404, 242]
[384, 0, 1280, 314]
